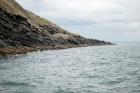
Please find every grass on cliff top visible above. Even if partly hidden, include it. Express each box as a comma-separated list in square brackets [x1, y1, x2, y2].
[0, 0, 81, 36]
[0, 0, 49, 25]
[0, 0, 27, 17]
[27, 11, 50, 25]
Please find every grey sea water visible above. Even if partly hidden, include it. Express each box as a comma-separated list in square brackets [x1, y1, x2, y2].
[0, 43, 140, 93]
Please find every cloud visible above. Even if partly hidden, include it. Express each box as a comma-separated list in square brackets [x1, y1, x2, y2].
[15, 0, 140, 42]
[41, 0, 140, 24]
[16, 0, 140, 24]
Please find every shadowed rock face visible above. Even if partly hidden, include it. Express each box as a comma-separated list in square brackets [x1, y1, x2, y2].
[0, 0, 112, 54]
[0, 8, 43, 47]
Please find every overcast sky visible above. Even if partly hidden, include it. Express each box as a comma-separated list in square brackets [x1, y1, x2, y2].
[15, 0, 140, 42]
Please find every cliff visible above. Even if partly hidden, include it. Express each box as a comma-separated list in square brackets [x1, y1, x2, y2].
[0, 0, 112, 55]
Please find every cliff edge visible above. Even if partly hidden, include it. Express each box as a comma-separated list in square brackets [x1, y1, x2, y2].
[0, 0, 112, 55]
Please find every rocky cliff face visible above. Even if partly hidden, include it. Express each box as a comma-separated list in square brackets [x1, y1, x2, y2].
[0, 0, 112, 55]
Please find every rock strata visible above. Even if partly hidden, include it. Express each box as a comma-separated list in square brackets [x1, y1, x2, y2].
[0, 0, 113, 55]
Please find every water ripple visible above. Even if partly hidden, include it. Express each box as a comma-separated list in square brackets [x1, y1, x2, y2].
[0, 44, 140, 93]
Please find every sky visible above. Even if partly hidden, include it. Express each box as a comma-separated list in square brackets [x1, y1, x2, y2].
[15, 0, 140, 42]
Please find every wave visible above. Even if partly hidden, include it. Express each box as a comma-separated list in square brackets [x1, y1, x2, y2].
[0, 81, 36, 87]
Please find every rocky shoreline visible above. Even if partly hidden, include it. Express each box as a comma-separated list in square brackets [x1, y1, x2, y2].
[0, 44, 113, 56]
[0, 0, 113, 56]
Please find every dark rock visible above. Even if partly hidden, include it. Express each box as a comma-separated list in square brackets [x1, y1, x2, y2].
[0, 39, 7, 47]
[0, 6, 113, 52]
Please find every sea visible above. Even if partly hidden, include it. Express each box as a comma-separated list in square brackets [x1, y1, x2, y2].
[0, 43, 140, 93]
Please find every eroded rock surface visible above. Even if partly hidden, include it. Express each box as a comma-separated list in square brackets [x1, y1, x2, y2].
[0, 0, 112, 55]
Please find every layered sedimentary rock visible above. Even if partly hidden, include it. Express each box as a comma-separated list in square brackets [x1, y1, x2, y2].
[0, 0, 112, 55]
